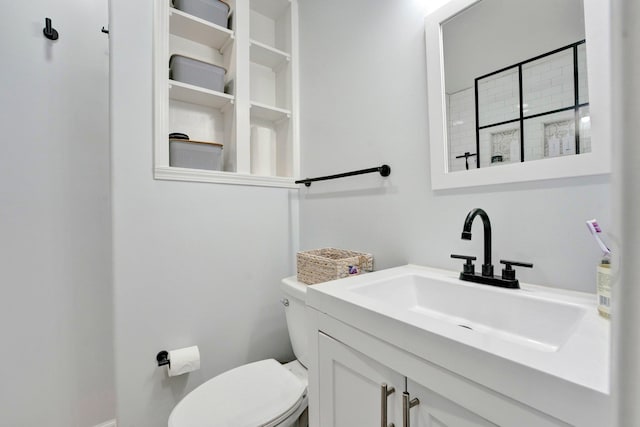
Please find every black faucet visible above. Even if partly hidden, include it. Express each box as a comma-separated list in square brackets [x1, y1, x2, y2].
[461, 208, 493, 277]
[452, 208, 533, 289]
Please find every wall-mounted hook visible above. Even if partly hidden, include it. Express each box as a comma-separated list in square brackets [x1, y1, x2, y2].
[43, 17, 59, 40]
[101, 26, 109, 35]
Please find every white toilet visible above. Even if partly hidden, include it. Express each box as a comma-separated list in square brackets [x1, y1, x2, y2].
[168, 276, 309, 427]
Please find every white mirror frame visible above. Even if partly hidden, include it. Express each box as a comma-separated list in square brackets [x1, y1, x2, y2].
[425, 0, 611, 190]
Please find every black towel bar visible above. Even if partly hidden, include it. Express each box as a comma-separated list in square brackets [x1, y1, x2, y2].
[295, 164, 391, 187]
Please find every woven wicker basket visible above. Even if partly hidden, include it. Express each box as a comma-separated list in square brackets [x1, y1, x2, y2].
[297, 248, 374, 285]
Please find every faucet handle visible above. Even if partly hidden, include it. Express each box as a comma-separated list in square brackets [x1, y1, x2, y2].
[499, 260, 533, 280]
[451, 254, 477, 274]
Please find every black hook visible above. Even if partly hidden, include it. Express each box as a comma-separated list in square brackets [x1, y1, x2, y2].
[43, 17, 59, 40]
[101, 26, 109, 34]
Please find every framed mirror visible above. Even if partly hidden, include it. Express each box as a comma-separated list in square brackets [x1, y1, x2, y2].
[425, 0, 611, 189]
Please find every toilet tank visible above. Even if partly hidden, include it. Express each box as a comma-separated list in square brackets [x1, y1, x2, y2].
[281, 276, 309, 368]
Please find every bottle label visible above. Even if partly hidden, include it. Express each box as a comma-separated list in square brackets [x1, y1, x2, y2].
[597, 265, 612, 317]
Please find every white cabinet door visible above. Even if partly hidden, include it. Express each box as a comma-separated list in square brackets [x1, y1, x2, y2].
[406, 379, 497, 427]
[318, 332, 404, 427]
[316, 330, 568, 427]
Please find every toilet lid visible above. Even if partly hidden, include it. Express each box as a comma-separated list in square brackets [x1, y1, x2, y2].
[168, 359, 306, 427]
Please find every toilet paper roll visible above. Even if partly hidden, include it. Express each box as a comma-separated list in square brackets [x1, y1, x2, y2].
[250, 126, 276, 176]
[168, 346, 200, 377]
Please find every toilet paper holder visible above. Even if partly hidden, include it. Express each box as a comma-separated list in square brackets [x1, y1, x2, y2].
[156, 350, 170, 367]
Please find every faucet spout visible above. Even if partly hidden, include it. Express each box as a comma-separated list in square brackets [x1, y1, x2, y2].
[462, 208, 493, 277]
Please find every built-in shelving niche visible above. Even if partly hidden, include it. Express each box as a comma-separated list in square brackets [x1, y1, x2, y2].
[154, 0, 299, 188]
[249, 0, 294, 178]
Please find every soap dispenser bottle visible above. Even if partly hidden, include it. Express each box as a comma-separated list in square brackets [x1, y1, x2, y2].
[597, 258, 611, 319]
[586, 219, 612, 319]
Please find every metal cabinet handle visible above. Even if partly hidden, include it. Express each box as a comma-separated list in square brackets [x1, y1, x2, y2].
[402, 392, 419, 427]
[380, 383, 396, 427]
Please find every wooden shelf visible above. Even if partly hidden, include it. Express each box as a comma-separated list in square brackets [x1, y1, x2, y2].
[169, 80, 234, 110]
[169, 7, 234, 51]
[250, 0, 291, 20]
[250, 40, 290, 70]
[250, 101, 291, 122]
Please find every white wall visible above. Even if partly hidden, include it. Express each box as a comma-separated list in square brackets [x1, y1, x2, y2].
[448, 88, 477, 172]
[298, 0, 611, 293]
[612, 0, 640, 424]
[110, 1, 298, 425]
[443, 0, 585, 93]
[0, 1, 113, 426]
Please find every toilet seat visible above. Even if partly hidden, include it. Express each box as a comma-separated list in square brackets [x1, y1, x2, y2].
[169, 359, 307, 427]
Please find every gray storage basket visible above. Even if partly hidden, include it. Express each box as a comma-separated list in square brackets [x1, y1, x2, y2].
[169, 139, 223, 171]
[170, 55, 226, 93]
[173, 0, 229, 28]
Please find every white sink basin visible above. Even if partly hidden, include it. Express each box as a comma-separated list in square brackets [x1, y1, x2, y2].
[306, 264, 609, 397]
[348, 272, 586, 352]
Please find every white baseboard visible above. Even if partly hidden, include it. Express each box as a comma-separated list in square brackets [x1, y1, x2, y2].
[93, 420, 116, 427]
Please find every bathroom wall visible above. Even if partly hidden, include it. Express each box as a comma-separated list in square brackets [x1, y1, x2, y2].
[442, 0, 585, 93]
[297, 0, 611, 293]
[611, 0, 640, 422]
[110, 1, 297, 426]
[447, 88, 477, 171]
[0, 1, 114, 426]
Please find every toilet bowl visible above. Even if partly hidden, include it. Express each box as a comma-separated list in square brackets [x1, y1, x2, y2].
[168, 276, 309, 427]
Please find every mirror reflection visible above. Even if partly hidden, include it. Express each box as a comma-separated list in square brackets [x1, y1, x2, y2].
[443, 0, 589, 172]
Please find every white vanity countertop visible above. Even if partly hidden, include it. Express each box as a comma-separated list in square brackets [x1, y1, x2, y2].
[306, 264, 610, 419]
